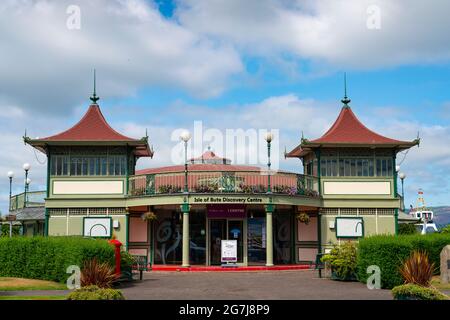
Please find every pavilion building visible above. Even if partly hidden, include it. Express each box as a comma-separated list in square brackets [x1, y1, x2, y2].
[20, 88, 419, 268]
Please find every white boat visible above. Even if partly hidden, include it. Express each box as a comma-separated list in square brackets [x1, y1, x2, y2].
[409, 189, 438, 234]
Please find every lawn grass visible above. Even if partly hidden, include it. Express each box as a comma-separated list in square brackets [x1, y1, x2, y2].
[431, 276, 450, 291]
[0, 277, 66, 291]
[0, 295, 65, 300]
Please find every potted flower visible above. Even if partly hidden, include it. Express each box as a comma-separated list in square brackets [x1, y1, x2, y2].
[321, 242, 358, 281]
[141, 212, 157, 221]
[296, 212, 310, 224]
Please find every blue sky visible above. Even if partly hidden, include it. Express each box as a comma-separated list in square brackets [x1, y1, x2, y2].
[1, 0, 450, 213]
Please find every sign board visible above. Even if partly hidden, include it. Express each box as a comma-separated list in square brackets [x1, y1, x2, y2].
[335, 217, 364, 238]
[5, 215, 16, 222]
[83, 217, 112, 238]
[221, 240, 237, 263]
[207, 204, 246, 219]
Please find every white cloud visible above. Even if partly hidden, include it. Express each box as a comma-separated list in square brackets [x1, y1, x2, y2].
[176, 0, 450, 69]
[0, 0, 243, 114]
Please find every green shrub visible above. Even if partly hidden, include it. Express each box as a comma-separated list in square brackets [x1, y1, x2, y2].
[398, 223, 417, 235]
[321, 241, 358, 281]
[440, 224, 450, 233]
[0, 236, 115, 283]
[66, 285, 125, 300]
[392, 284, 448, 300]
[357, 233, 450, 289]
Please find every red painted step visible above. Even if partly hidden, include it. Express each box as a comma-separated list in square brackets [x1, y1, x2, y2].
[149, 264, 311, 272]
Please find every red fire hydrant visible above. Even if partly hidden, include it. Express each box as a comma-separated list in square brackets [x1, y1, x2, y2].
[109, 239, 122, 277]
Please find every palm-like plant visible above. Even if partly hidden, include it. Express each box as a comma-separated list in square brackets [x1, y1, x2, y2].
[399, 250, 435, 287]
[81, 259, 117, 288]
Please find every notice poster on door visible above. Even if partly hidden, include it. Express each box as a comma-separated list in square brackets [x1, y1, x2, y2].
[221, 240, 237, 263]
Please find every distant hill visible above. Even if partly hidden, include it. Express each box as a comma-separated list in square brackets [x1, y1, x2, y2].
[429, 206, 450, 228]
[406, 206, 450, 229]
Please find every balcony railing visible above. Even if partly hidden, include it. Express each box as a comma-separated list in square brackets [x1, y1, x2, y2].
[9, 191, 46, 211]
[128, 171, 319, 198]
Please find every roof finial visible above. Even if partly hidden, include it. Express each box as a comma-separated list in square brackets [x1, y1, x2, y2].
[341, 72, 351, 106]
[90, 69, 100, 104]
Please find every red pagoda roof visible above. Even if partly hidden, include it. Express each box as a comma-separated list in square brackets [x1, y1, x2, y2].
[287, 105, 419, 158]
[40, 104, 136, 142]
[311, 106, 410, 144]
[26, 103, 152, 157]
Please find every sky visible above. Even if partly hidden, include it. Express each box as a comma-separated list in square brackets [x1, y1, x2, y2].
[1, 0, 450, 214]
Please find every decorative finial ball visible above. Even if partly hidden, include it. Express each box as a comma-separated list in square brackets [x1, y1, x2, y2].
[264, 132, 274, 143]
[180, 130, 191, 142]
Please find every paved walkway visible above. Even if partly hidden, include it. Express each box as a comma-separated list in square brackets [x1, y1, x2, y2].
[119, 270, 392, 300]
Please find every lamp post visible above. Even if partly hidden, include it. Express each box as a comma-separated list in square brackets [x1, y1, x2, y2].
[399, 172, 406, 210]
[264, 131, 274, 267]
[264, 132, 273, 194]
[7, 171, 14, 212]
[180, 131, 191, 193]
[179, 130, 191, 268]
[23, 163, 30, 208]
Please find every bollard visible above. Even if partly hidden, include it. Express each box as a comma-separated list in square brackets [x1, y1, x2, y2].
[108, 239, 122, 277]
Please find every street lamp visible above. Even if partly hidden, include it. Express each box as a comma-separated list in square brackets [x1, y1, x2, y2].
[179, 130, 191, 268]
[399, 172, 406, 210]
[7, 171, 14, 212]
[180, 131, 191, 193]
[264, 132, 273, 194]
[23, 163, 31, 208]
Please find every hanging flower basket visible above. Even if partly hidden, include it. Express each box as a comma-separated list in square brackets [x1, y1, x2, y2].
[296, 212, 310, 224]
[141, 212, 157, 221]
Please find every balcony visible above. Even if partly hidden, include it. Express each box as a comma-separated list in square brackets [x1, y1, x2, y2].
[128, 171, 319, 198]
[9, 191, 46, 211]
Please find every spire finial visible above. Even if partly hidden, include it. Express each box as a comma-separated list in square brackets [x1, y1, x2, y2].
[341, 72, 351, 106]
[90, 69, 100, 104]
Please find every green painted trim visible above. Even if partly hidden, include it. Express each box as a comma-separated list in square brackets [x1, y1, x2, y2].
[335, 217, 364, 239]
[125, 214, 129, 250]
[45, 148, 51, 237]
[315, 149, 322, 195]
[82, 216, 113, 239]
[394, 208, 399, 235]
[317, 211, 322, 254]
[393, 152, 398, 196]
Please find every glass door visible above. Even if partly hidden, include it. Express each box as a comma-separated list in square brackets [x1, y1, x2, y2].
[209, 219, 244, 265]
[228, 220, 243, 264]
[210, 219, 226, 265]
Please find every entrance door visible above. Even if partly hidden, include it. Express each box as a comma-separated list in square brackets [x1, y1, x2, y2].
[209, 219, 243, 265]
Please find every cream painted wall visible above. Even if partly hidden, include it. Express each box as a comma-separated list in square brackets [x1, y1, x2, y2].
[323, 181, 391, 195]
[53, 180, 124, 195]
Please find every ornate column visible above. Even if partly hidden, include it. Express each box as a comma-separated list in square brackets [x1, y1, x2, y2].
[265, 203, 274, 267]
[181, 202, 190, 268]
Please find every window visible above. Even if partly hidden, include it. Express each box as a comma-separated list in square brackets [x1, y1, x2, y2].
[51, 154, 126, 176]
[322, 157, 393, 177]
[376, 158, 393, 176]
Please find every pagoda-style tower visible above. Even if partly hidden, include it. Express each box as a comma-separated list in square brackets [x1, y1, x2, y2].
[287, 87, 419, 250]
[25, 87, 152, 246]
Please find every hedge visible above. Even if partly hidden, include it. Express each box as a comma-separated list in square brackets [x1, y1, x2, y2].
[392, 284, 449, 300]
[0, 236, 115, 283]
[357, 233, 450, 289]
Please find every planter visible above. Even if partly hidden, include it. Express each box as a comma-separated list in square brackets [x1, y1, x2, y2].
[330, 270, 358, 282]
